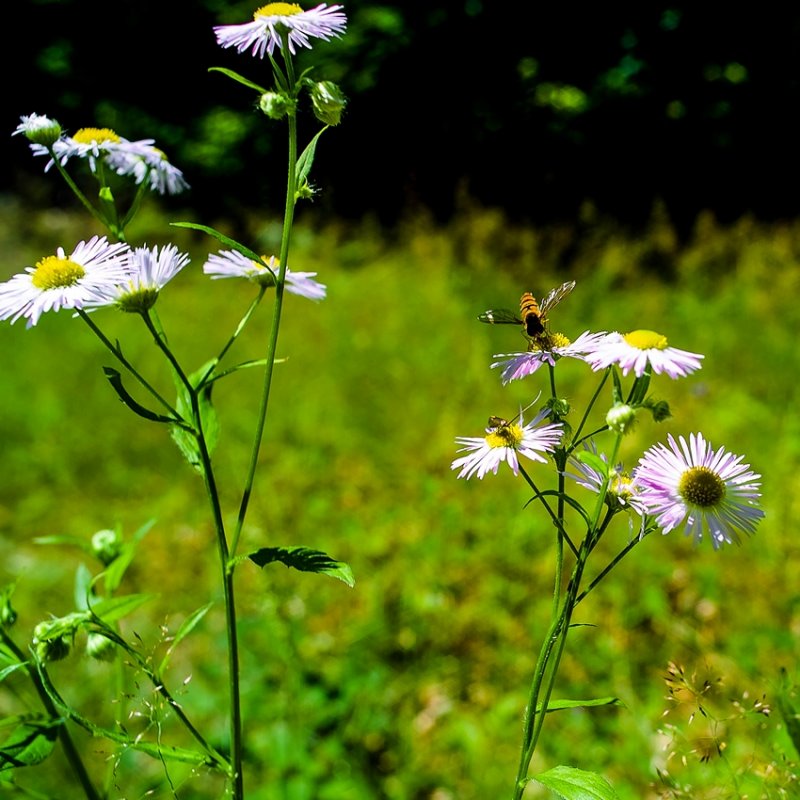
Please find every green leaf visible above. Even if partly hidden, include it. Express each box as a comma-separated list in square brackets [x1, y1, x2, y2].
[103, 367, 176, 423]
[160, 602, 213, 674]
[104, 520, 155, 594]
[0, 663, 27, 683]
[247, 546, 355, 587]
[208, 66, 268, 94]
[296, 127, 327, 187]
[575, 451, 609, 478]
[777, 669, 800, 759]
[540, 697, 622, 713]
[33, 535, 92, 553]
[88, 593, 156, 624]
[170, 222, 264, 265]
[0, 720, 61, 771]
[169, 361, 220, 473]
[530, 765, 620, 800]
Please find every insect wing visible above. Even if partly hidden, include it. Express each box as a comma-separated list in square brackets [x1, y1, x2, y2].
[478, 308, 523, 325]
[538, 280, 576, 316]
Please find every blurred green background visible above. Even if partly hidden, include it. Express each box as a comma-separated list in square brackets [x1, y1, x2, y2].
[2, 3, 800, 799]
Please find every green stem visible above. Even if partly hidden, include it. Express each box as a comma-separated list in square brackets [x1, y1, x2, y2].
[77, 310, 181, 420]
[231, 50, 299, 558]
[0, 628, 101, 800]
[569, 369, 609, 451]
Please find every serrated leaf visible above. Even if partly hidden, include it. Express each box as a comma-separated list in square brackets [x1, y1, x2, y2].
[247, 546, 355, 587]
[103, 367, 175, 423]
[208, 66, 268, 94]
[0, 720, 61, 771]
[540, 697, 622, 713]
[530, 765, 619, 800]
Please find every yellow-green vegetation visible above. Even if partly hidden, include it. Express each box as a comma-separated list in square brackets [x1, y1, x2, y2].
[1, 199, 799, 799]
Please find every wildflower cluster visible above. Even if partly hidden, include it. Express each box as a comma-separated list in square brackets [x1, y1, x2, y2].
[455, 280, 764, 799]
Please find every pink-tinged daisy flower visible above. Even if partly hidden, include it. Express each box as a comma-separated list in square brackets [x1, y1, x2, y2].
[451, 409, 563, 480]
[28, 127, 189, 194]
[89, 244, 191, 313]
[214, 3, 347, 58]
[634, 433, 764, 549]
[0, 236, 130, 327]
[203, 250, 326, 301]
[491, 330, 607, 384]
[12, 113, 62, 146]
[583, 330, 703, 378]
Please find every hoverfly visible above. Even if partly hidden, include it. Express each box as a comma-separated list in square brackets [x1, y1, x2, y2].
[479, 280, 576, 339]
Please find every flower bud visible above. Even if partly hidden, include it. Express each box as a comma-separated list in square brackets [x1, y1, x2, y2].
[606, 403, 637, 435]
[91, 528, 122, 565]
[259, 92, 296, 120]
[0, 596, 16, 628]
[310, 81, 347, 126]
[86, 632, 116, 662]
[14, 114, 62, 146]
[35, 635, 71, 662]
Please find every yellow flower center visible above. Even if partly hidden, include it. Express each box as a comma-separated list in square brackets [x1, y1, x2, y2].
[678, 466, 726, 508]
[32, 255, 85, 290]
[486, 421, 524, 449]
[610, 472, 634, 499]
[623, 330, 668, 350]
[72, 127, 121, 145]
[255, 3, 303, 19]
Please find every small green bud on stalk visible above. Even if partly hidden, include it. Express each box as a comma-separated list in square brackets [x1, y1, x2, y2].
[91, 528, 122, 565]
[259, 92, 296, 120]
[606, 403, 637, 435]
[86, 632, 116, 661]
[310, 81, 347, 126]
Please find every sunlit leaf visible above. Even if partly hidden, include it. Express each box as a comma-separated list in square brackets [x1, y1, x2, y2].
[160, 602, 214, 673]
[88, 593, 156, 624]
[575, 451, 609, 477]
[539, 697, 622, 713]
[247, 546, 355, 587]
[0, 719, 61, 770]
[169, 361, 219, 473]
[170, 222, 263, 264]
[208, 66, 268, 94]
[529, 764, 619, 799]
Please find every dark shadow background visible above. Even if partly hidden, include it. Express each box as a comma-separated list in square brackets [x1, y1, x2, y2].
[5, 1, 800, 236]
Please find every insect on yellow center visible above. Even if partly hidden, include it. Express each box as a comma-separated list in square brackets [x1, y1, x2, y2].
[486, 421, 524, 449]
[72, 127, 121, 145]
[678, 466, 726, 508]
[32, 255, 86, 290]
[623, 330, 668, 351]
[255, 3, 304, 19]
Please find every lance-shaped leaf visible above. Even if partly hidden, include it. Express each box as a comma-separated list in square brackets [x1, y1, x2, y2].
[0, 719, 61, 770]
[529, 765, 620, 800]
[169, 361, 220, 473]
[160, 602, 213, 674]
[170, 222, 264, 265]
[297, 128, 327, 188]
[777, 669, 800, 760]
[538, 697, 622, 713]
[246, 546, 354, 587]
[103, 367, 176, 423]
[208, 66, 268, 94]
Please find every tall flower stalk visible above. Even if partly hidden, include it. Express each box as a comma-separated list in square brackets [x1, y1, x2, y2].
[459, 286, 764, 798]
[2, 5, 351, 799]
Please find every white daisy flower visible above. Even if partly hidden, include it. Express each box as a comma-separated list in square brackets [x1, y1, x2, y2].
[89, 244, 191, 313]
[491, 331, 607, 384]
[29, 126, 188, 194]
[214, 3, 347, 58]
[0, 236, 130, 327]
[634, 432, 764, 548]
[451, 409, 563, 480]
[203, 250, 326, 301]
[583, 330, 703, 378]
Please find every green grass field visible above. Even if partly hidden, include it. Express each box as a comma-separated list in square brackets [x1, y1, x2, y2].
[1, 197, 799, 799]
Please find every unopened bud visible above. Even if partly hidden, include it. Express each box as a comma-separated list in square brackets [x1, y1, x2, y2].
[310, 81, 347, 126]
[259, 92, 296, 120]
[86, 632, 116, 662]
[14, 114, 62, 146]
[606, 403, 637, 435]
[91, 528, 122, 565]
